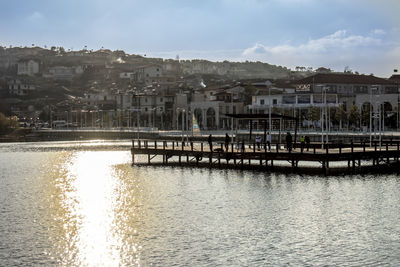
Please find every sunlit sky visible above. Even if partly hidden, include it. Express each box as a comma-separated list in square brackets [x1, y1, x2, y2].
[1, 0, 399, 76]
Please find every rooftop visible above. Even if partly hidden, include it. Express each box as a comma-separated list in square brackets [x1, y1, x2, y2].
[296, 73, 395, 85]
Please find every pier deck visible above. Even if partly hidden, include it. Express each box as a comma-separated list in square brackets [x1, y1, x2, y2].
[131, 139, 400, 175]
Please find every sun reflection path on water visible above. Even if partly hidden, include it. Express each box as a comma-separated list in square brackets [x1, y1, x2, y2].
[52, 151, 142, 266]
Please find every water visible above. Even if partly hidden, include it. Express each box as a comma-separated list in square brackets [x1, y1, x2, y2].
[1, 141, 400, 266]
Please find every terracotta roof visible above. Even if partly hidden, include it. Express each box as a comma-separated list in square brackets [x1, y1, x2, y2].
[296, 73, 395, 85]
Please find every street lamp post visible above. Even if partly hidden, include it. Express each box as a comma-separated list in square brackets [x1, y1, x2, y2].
[269, 87, 272, 133]
[325, 90, 328, 145]
[177, 108, 185, 144]
[131, 109, 141, 140]
[231, 92, 234, 142]
[264, 80, 272, 133]
[379, 103, 382, 150]
[320, 86, 328, 148]
[186, 109, 189, 143]
[370, 86, 378, 147]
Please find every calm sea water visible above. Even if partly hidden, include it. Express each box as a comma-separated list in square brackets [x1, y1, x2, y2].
[1, 140, 400, 266]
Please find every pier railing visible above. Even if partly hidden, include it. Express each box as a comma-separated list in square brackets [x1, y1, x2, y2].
[132, 139, 400, 154]
[131, 139, 400, 175]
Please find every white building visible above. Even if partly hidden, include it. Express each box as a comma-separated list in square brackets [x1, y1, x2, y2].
[17, 59, 39, 76]
[250, 93, 339, 114]
[191, 90, 244, 130]
[44, 66, 83, 80]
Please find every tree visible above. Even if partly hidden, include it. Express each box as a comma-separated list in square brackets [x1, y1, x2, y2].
[0, 113, 18, 134]
[306, 106, 320, 122]
[349, 105, 360, 128]
[0, 113, 8, 134]
[361, 103, 371, 126]
[335, 104, 347, 130]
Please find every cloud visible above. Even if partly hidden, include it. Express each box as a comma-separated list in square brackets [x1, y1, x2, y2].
[372, 29, 386, 35]
[241, 30, 397, 76]
[27, 11, 44, 21]
[243, 30, 382, 56]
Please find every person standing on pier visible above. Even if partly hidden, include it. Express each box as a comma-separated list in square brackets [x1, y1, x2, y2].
[225, 133, 230, 152]
[240, 139, 245, 153]
[208, 134, 213, 152]
[305, 135, 310, 151]
[286, 132, 293, 152]
[300, 135, 305, 153]
[266, 132, 271, 151]
[255, 135, 262, 151]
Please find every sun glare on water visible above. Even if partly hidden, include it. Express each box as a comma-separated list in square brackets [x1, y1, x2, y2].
[48, 151, 141, 266]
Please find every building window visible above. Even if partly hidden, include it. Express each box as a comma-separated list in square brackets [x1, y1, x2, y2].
[260, 99, 265, 105]
[145, 107, 148, 112]
[273, 99, 277, 105]
[160, 97, 163, 102]
[145, 98, 148, 103]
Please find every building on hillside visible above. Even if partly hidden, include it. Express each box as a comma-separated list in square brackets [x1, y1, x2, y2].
[8, 79, 35, 96]
[44, 66, 84, 80]
[134, 65, 163, 85]
[17, 59, 39, 76]
[119, 72, 134, 79]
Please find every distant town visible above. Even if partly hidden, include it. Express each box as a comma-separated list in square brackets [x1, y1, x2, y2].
[0, 45, 399, 136]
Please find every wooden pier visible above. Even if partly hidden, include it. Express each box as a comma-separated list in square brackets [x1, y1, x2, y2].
[131, 139, 400, 175]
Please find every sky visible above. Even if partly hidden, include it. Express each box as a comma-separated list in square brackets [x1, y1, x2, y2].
[1, 0, 399, 77]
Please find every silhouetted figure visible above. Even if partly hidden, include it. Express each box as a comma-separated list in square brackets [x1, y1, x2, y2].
[208, 134, 213, 152]
[286, 132, 293, 152]
[225, 133, 230, 151]
[305, 135, 310, 151]
[240, 140, 245, 153]
[255, 135, 262, 150]
[300, 135, 305, 153]
[266, 132, 271, 151]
